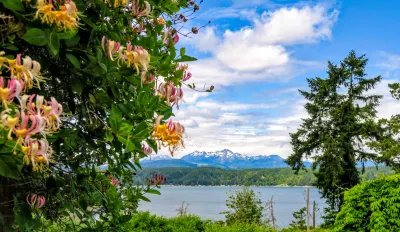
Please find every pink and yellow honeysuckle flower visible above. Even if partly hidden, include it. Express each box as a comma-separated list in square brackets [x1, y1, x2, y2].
[24, 94, 62, 133]
[5, 54, 44, 90]
[142, 144, 152, 155]
[142, 73, 155, 84]
[105, 0, 128, 8]
[22, 137, 53, 172]
[153, 116, 185, 156]
[147, 173, 166, 186]
[35, 0, 79, 31]
[169, 87, 184, 109]
[101, 36, 121, 61]
[131, 0, 151, 17]
[0, 77, 24, 109]
[101, 37, 150, 74]
[157, 82, 184, 109]
[26, 193, 46, 210]
[0, 51, 8, 67]
[164, 28, 179, 46]
[157, 17, 166, 25]
[108, 174, 120, 186]
[1, 109, 19, 141]
[176, 63, 188, 71]
[182, 71, 192, 81]
[125, 43, 150, 74]
[45, 97, 63, 132]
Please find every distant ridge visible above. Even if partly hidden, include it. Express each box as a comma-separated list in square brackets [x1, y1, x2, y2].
[141, 149, 312, 169]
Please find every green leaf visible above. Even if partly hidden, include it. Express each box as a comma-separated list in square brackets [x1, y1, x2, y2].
[70, 75, 83, 94]
[65, 35, 80, 47]
[145, 189, 161, 195]
[180, 47, 186, 57]
[66, 53, 81, 69]
[118, 122, 133, 135]
[58, 30, 78, 40]
[139, 195, 151, 202]
[146, 139, 158, 153]
[4, 44, 18, 51]
[169, 42, 176, 59]
[109, 105, 122, 131]
[49, 32, 60, 56]
[119, 215, 132, 223]
[175, 55, 197, 62]
[0, 155, 22, 179]
[0, 140, 20, 153]
[1, 0, 24, 12]
[99, 63, 107, 72]
[125, 138, 135, 153]
[133, 121, 149, 139]
[107, 31, 121, 41]
[105, 130, 114, 142]
[23, 28, 47, 46]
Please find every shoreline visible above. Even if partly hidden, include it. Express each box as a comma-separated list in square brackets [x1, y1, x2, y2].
[161, 185, 316, 188]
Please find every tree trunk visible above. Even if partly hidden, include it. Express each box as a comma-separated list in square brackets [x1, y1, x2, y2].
[0, 176, 15, 231]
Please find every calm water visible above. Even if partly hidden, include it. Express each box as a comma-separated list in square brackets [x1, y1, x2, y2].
[139, 186, 326, 228]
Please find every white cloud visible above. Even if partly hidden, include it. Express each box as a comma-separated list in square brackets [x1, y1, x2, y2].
[216, 43, 289, 71]
[192, 27, 220, 53]
[254, 5, 338, 45]
[377, 53, 400, 70]
[186, 4, 338, 86]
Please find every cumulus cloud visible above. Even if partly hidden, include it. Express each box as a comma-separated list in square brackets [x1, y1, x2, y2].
[377, 53, 400, 70]
[186, 4, 338, 86]
[254, 5, 339, 45]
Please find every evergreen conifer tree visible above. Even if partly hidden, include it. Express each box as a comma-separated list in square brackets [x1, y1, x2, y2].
[286, 51, 382, 224]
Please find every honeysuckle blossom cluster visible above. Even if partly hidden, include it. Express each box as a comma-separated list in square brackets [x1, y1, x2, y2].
[147, 173, 166, 186]
[108, 174, 120, 186]
[157, 82, 184, 109]
[153, 116, 184, 156]
[26, 194, 46, 210]
[131, 0, 151, 17]
[0, 52, 62, 172]
[177, 63, 192, 81]
[34, 0, 79, 31]
[163, 28, 179, 46]
[142, 144, 153, 155]
[101, 36, 150, 75]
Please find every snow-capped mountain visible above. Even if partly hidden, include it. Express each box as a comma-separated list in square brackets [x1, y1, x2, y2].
[141, 149, 312, 169]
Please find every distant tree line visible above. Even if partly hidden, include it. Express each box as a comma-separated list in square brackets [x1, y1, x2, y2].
[136, 166, 393, 186]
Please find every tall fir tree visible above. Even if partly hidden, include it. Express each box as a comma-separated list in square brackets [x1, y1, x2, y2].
[286, 51, 382, 224]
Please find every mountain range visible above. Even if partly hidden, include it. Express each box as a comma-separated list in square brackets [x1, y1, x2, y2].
[140, 149, 312, 169]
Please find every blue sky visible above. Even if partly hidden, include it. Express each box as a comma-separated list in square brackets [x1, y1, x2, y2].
[166, 0, 400, 158]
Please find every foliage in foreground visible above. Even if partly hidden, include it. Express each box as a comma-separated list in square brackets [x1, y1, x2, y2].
[121, 211, 326, 232]
[333, 174, 400, 232]
[0, 0, 209, 231]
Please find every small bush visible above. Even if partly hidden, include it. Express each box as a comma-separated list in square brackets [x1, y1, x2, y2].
[205, 222, 273, 232]
[333, 174, 400, 231]
[123, 211, 208, 232]
[222, 187, 264, 225]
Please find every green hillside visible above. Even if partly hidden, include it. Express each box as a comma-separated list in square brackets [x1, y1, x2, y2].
[136, 166, 394, 186]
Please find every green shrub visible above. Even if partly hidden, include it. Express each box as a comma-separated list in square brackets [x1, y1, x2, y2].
[289, 207, 307, 230]
[333, 174, 400, 231]
[222, 187, 264, 225]
[123, 211, 208, 232]
[205, 222, 273, 232]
